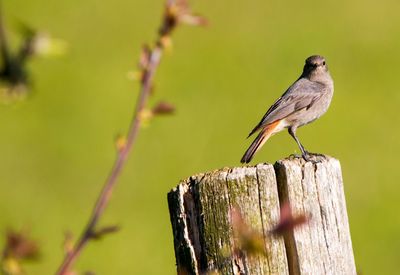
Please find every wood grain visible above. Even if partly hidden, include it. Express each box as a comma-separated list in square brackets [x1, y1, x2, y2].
[168, 156, 356, 275]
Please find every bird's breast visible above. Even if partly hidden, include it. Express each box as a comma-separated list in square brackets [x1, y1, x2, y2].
[288, 86, 334, 127]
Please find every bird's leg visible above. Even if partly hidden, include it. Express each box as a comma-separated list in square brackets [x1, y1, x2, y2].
[288, 127, 313, 162]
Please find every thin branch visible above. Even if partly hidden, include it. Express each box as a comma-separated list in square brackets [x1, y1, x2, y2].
[55, 1, 205, 274]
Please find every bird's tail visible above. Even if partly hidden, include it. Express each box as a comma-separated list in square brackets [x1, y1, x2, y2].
[240, 120, 281, 163]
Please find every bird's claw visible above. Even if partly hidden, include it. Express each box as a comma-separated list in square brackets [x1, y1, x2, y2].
[302, 152, 326, 164]
[289, 153, 303, 160]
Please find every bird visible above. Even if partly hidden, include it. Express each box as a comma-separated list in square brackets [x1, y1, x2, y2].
[240, 55, 334, 163]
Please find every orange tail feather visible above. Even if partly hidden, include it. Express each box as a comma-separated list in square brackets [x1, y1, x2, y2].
[240, 120, 281, 163]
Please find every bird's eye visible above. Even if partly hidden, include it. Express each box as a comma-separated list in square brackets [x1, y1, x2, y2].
[322, 61, 326, 65]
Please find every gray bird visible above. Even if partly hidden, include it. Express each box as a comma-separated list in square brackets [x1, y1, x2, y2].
[241, 55, 334, 163]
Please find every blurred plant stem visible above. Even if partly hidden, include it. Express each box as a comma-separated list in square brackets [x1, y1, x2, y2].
[55, 1, 205, 274]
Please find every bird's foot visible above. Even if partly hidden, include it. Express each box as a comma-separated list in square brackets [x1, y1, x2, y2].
[289, 153, 303, 160]
[307, 152, 327, 157]
[302, 152, 327, 164]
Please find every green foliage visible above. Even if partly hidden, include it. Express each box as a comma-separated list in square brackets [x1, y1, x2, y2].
[0, 0, 399, 273]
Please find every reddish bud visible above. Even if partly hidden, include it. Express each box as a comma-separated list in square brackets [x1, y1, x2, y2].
[152, 101, 175, 115]
[3, 229, 40, 260]
[270, 201, 308, 236]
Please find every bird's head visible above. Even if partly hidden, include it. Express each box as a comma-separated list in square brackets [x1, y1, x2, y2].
[302, 55, 330, 81]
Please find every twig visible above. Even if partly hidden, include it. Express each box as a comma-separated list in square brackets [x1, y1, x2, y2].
[55, 1, 205, 274]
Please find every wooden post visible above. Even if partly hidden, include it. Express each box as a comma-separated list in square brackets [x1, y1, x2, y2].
[167, 155, 356, 275]
[275, 157, 356, 275]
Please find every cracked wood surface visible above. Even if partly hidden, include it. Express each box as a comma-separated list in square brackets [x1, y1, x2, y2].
[168, 155, 356, 275]
[275, 157, 356, 275]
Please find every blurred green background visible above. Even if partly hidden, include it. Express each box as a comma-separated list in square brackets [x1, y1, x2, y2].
[0, 0, 399, 274]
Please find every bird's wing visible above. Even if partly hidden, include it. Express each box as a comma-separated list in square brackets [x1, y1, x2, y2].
[247, 78, 325, 137]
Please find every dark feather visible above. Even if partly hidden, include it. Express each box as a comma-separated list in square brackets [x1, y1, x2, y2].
[241, 131, 266, 163]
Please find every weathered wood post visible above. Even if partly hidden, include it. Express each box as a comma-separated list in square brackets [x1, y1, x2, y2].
[167, 155, 356, 275]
